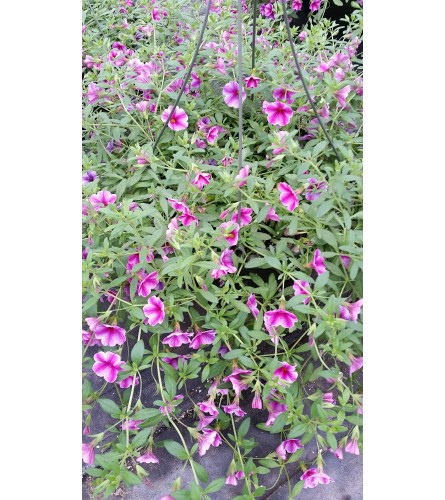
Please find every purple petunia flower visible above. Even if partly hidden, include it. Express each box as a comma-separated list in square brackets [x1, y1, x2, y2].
[143, 296, 165, 326]
[92, 351, 124, 383]
[89, 191, 117, 211]
[161, 106, 188, 131]
[309, 249, 326, 275]
[136, 450, 159, 464]
[82, 170, 97, 184]
[305, 178, 328, 201]
[278, 182, 299, 211]
[264, 101, 293, 127]
[190, 329, 216, 349]
[94, 324, 127, 346]
[293, 280, 311, 305]
[274, 362, 298, 383]
[222, 81, 246, 108]
[246, 293, 259, 319]
[301, 468, 333, 489]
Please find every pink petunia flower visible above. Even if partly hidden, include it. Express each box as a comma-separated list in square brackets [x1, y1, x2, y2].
[340, 255, 351, 269]
[135, 101, 149, 112]
[222, 401, 246, 417]
[301, 468, 333, 489]
[121, 419, 144, 431]
[293, 280, 311, 305]
[222, 81, 246, 108]
[223, 368, 252, 397]
[345, 439, 360, 455]
[334, 85, 351, 108]
[276, 438, 303, 459]
[272, 88, 296, 104]
[82, 330, 102, 347]
[162, 326, 191, 348]
[309, 0, 322, 12]
[85, 317, 100, 332]
[206, 126, 220, 144]
[265, 400, 288, 426]
[309, 249, 326, 275]
[265, 205, 280, 222]
[192, 172, 211, 190]
[167, 198, 189, 213]
[82, 170, 97, 184]
[162, 354, 190, 370]
[178, 209, 198, 227]
[348, 355, 363, 376]
[210, 248, 237, 280]
[252, 392, 263, 409]
[198, 428, 222, 456]
[339, 299, 363, 323]
[334, 68, 346, 82]
[264, 309, 298, 329]
[143, 296, 165, 326]
[161, 106, 188, 131]
[198, 400, 219, 417]
[231, 207, 252, 226]
[264, 101, 293, 127]
[191, 72, 202, 88]
[87, 82, 102, 104]
[246, 293, 259, 319]
[330, 447, 344, 460]
[278, 182, 299, 211]
[299, 31, 308, 41]
[160, 395, 184, 415]
[305, 178, 328, 201]
[272, 131, 289, 155]
[244, 75, 261, 88]
[219, 222, 240, 246]
[92, 351, 124, 383]
[259, 3, 275, 19]
[292, 0, 303, 10]
[94, 324, 127, 346]
[119, 375, 139, 389]
[274, 362, 298, 383]
[136, 450, 159, 464]
[82, 443, 95, 465]
[89, 191, 117, 211]
[234, 165, 250, 188]
[323, 392, 336, 405]
[137, 271, 160, 297]
[190, 329, 216, 349]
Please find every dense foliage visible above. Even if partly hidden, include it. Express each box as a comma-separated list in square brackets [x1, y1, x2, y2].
[82, 0, 363, 498]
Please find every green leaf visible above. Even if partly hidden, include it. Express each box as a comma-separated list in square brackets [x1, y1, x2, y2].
[238, 417, 251, 439]
[131, 340, 145, 364]
[326, 431, 337, 451]
[287, 422, 308, 438]
[85, 468, 104, 478]
[131, 428, 151, 449]
[132, 408, 161, 420]
[192, 461, 209, 483]
[98, 399, 121, 416]
[172, 490, 192, 500]
[270, 411, 288, 433]
[164, 440, 188, 460]
[120, 468, 142, 486]
[205, 477, 226, 493]
[263, 256, 282, 270]
[291, 480, 305, 497]
[223, 349, 246, 360]
[115, 179, 127, 200]
[316, 228, 338, 249]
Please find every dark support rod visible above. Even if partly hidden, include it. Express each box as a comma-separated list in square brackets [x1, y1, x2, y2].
[153, 0, 213, 152]
[280, 0, 341, 163]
